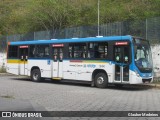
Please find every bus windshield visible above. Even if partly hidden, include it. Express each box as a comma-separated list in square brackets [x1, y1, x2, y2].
[134, 38, 153, 72]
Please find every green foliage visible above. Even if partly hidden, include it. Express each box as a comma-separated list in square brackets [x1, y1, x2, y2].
[0, 67, 6, 73]
[0, 0, 159, 35]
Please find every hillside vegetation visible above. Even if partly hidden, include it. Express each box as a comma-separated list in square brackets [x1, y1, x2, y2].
[0, 0, 159, 35]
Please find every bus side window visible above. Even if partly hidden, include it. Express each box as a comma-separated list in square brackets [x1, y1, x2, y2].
[8, 46, 18, 58]
[44, 47, 49, 57]
[82, 45, 87, 58]
[69, 46, 73, 58]
[29, 45, 36, 58]
[29, 45, 50, 58]
[98, 42, 108, 59]
[88, 42, 108, 59]
[37, 45, 50, 58]
[94, 45, 100, 58]
[69, 43, 87, 59]
[88, 43, 94, 58]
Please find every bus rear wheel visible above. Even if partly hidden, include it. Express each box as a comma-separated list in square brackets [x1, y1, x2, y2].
[95, 73, 108, 88]
[31, 69, 41, 82]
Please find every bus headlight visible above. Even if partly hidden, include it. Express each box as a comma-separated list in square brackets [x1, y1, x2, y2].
[134, 70, 140, 77]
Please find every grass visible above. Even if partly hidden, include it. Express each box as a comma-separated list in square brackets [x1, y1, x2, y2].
[152, 77, 160, 84]
[0, 95, 14, 99]
[0, 67, 6, 73]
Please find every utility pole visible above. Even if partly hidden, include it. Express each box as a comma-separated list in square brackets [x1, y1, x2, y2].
[98, 0, 100, 36]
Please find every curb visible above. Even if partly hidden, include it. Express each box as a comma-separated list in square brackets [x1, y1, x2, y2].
[0, 73, 15, 76]
[148, 84, 160, 88]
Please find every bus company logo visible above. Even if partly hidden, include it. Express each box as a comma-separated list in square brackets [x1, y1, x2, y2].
[87, 64, 96, 68]
[83, 64, 86, 68]
[2, 112, 11, 117]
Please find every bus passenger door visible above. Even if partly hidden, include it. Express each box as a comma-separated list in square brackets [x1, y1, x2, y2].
[52, 44, 63, 79]
[19, 46, 28, 75]
[114, 42, 130, 83]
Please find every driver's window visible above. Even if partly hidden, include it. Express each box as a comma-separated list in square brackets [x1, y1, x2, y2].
[136, 49, 145, 60]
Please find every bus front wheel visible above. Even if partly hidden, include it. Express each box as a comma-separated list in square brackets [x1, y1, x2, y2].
[31, 69, 41, 82]
[95, 73, 108, 88]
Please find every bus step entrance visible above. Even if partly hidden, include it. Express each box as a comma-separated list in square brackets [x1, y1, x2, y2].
[52, 77, 62, 80]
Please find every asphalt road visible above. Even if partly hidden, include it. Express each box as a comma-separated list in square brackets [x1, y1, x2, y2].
[0, 75, 160, 120]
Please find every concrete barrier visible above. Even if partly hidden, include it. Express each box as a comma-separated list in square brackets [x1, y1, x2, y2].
[0, 52, 6, 72]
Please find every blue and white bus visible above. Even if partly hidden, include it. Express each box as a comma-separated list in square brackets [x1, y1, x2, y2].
[7, 35, 153, 88]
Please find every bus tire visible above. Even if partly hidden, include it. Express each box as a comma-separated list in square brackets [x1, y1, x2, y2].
[31, 69, 41, 82]
[95, 72, 108, 88]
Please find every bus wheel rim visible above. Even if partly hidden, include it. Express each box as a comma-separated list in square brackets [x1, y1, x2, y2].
[97, 77, 104, 84]
[33, 73, 38, 80]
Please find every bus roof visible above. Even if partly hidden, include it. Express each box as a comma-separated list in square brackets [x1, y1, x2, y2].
[9, 35, 133, 45]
